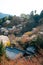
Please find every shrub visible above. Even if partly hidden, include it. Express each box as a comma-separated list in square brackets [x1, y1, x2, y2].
[0, 42, 5, 62]
[30, 35, 43, 49]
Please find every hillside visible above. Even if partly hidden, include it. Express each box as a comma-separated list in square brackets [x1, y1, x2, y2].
[0, 10, 43, 65]
[0, 10, 43, 36]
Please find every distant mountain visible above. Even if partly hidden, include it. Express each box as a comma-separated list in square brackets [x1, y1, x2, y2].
[0, 13, 10, 18]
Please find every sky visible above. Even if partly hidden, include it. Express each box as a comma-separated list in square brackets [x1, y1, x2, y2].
[0, 0, 43, 16]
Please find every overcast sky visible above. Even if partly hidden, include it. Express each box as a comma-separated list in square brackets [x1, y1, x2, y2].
[0, 0, 43, 16]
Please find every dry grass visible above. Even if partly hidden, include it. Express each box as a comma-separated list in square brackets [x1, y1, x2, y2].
[1, 49, 43, 65]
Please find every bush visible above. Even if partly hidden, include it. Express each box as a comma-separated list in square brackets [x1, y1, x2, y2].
[30, 35, 43, 49]
[0, 42, 5, 62]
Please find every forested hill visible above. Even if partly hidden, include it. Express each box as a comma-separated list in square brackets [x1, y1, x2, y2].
[0, 10, 43, 35]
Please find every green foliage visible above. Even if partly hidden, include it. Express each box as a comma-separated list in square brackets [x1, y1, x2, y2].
[0, 19, 2, 25]
[0, 42, 5, 56]
[0, 42, 5, 62]
[30, 36, 43, 49]
[36, 36, 43, 48]
[40, 10, 43, 18]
